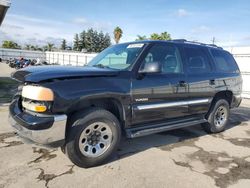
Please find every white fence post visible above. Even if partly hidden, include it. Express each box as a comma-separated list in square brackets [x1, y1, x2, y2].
[76, 55, 78, 66]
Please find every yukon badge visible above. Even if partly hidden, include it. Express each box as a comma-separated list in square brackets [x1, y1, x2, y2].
[135, 98, 149, 102]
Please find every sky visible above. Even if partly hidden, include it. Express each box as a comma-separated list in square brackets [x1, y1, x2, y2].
[0, 0, 250, 47]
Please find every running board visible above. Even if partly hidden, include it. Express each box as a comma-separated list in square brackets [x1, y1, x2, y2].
[126, 119, 207, 138]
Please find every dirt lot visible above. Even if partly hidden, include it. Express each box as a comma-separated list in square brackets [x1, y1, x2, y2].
[0, 63, 250, 188]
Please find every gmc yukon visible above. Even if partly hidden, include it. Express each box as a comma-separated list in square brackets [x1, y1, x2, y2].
[9, 40, 242, 167]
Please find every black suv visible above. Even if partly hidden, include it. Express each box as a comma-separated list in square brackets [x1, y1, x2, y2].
[9, 40, 242, 167]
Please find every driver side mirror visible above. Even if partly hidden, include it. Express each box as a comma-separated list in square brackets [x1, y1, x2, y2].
[139, 62, 161, 74]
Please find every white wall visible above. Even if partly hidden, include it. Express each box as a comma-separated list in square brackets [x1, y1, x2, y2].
[0, 48, 96, 65]
[225, 47, 250, 72]
[45, 51, 97, 66]
[0, 48, 45, 60]
[225, 47, 250, 98]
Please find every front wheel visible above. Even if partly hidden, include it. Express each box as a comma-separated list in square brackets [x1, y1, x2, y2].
[202, 99, 230, 133]
[65, 108, 121, 168]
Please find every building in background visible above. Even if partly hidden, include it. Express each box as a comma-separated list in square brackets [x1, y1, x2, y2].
[0, 0, 11, 26]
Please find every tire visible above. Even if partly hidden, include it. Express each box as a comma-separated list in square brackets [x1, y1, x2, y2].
[65, 108, 121, 168]
[202, 99, 230, 133]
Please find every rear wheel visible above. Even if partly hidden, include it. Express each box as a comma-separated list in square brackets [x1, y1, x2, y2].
[65, 108, 121, 168]
[202, 99, 230, 133]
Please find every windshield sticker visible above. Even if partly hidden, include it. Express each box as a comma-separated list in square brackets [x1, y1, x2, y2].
[127, 43, 144, 48]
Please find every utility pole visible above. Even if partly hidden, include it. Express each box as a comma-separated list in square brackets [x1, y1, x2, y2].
[211, 37, 216, 45]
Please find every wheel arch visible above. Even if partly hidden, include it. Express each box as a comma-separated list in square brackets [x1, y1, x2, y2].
[66, 97, 126, 131]
[205, 90, 233, 119]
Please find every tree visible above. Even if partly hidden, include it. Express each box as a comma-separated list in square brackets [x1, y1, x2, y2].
[150, 33, 161, 40]
[24, 44, 43, 51]
[73, 34, 80, 51]
[36, 46, 43, 51]
[135, 35, 147, 41]
[30, 45, 38, 51]
[150, 32, 171, 40]
[79, 31, 86, 51]
[96, 31, 104, 52]
[46, 43, 54, 51]
[102, 33, 111, 51]
[160, 32, 171, 40]
[61, 39, 67, 50]
[113, 26, 123, 44]
[84, 28, 95, 52]
[135, 32, 171, 41]
[24, 44, 31, 50]
[77, 28, 111, 53]
[2, 40, 21, 49]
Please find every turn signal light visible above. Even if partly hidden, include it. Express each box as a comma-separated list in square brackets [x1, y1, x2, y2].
[34, 105, 47, 112]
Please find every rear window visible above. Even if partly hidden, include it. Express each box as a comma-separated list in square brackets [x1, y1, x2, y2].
[211, 49, 239, 73]
[184, 47, 212, 74]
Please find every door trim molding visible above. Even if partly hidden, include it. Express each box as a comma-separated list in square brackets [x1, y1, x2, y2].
[135, 98, 211, 110]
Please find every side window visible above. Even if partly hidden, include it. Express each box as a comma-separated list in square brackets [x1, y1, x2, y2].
[140, 44, 183, 74]
[185, 47, 211, 74]
[211, 49, 239, 73]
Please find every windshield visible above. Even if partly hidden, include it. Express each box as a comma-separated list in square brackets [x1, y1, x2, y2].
[88, 43, 145, 70]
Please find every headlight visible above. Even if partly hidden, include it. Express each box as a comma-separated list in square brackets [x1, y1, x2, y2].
[21, 85, 54, 113]
[22, 85, 54, 101]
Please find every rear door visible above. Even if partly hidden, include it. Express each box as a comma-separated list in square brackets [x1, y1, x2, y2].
[131, 43, 189, 125]
[209, 49, 242, 104]
[183, 46, 216, 115]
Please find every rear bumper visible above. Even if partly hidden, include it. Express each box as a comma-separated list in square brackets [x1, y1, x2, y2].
[9, 99, 67, 147]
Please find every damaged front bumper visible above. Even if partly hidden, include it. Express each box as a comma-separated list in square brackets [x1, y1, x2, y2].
[9, 99, 67, 147]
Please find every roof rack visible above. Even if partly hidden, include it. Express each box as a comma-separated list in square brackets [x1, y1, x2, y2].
[171, 39, 223, 49]
[171, 39, 187, 43]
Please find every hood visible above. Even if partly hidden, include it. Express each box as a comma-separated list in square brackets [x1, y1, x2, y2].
[12, 65, 119, 83]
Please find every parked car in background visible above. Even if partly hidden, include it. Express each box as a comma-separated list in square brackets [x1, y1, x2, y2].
[9, 40, 242, 168]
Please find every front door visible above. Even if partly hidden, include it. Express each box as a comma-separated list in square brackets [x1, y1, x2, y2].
[131, 43, 189, 125]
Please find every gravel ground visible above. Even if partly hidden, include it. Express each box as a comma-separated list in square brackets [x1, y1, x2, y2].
[0, 63, 250, 188]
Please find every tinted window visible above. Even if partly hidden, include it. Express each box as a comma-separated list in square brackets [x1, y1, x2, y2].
[211, 49, 239, 72]
[185, 47, 211, 74]
[140, 44, 183, 74]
